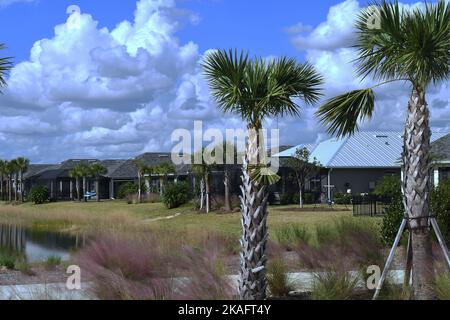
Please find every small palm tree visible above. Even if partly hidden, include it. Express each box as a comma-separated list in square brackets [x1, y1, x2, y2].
[90, 163, 107, 202]
[69, 167, 83, 201]
[155, 162, 176, 195]
[133, 159, 148, 202]
[15, 157, 29, 202]
[316, 1, 450, 299]
[203, 49, 323, 299]
[0, 43, 12, 91]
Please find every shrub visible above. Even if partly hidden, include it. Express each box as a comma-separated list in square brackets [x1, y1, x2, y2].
[311, 271, 359, 300]
[280, 193, 293, 205]
[274, 224, 310, 250]
[304, 193, 315, 204]
[118, 182, 139, 200]
[374, 175, 401, 198]
[267, 257, 293, 297]
[77, 233, 175, 300]
[29, 185, 50, 205]
[334, 192, 352, 205]
[16, 260, 36, 276]
[45, 255, 62, 270]
[0, 253, 16, 269]
[431, 180, 450, 242]
[162, 182, 189, 209]
[435, 273, 450, 300]
[380, 196, 404, 246]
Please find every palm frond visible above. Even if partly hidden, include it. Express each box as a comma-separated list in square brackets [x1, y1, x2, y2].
[203, 49, 323, 127]
[0, 43, 13, 90]
[316, 89, 375, 138]
[249, 164, 280, 186]
[354, 0, 450, 86]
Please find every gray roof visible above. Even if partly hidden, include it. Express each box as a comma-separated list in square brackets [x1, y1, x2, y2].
[275, 131, 448, 168]
[23, 164, 57, 179]
[431, 133, 450, 163]
[108, 153, 191, 179]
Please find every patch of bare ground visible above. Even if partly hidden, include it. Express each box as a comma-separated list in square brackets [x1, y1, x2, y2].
[0, 265, 73, 286]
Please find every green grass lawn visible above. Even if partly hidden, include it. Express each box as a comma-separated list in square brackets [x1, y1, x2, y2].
[0, 200, 368, 239]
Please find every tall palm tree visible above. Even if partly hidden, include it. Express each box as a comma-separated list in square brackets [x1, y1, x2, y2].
[9, 159, 19, 202]
[15, 157, 29, 202]
[203, 49, 323, 299]
[90, 163, 107, 202]
[5, 161, 15, 203]
[0, 43, 12, 91]
[69, 166, 83, 201]
[0, 160, 6, 201]
[133, 159, 148, 202]
[155, 162, 176, 195]
[192, 149, 214, 213]
[76, 163, 91, 202]
[316, 1, 450, 299]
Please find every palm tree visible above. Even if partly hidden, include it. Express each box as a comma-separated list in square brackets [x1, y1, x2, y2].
[0, 43, 12, 91]
[5, 161, 15, 203]
[15, 157, 29, 202]
[69, 166, 83, 201]
[90, 163, 107, 202]
[192, 149, 213, 213]
[76, 163, 91, 202]
[316, 1, 450, 299]
[203, 49, 323, 299]
[0, 160, 6, 201]
[155, 162, 176, 195]
[134, 159, 148, 202]
[9, 159, 19, 202]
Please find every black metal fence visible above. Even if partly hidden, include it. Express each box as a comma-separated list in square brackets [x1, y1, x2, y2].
[352, 195, 392, 217]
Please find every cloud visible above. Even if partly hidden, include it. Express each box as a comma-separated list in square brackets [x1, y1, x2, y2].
[282, 0, 450, 149]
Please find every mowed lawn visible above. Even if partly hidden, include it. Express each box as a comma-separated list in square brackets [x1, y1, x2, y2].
[0, 200, 359, 238]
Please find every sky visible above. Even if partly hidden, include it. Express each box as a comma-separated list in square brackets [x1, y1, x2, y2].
[0, 0, 448, 163]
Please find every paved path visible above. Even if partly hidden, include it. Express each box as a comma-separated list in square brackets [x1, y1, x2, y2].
[0, 271, 404, 300]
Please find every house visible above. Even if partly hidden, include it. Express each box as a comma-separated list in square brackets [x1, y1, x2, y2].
[273, 131, 449, 202]
[23, 153, 191, 201]
[431, 133, 450, 184]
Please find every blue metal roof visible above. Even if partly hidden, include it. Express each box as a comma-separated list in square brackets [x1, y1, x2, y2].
[275, 131, 448, 168]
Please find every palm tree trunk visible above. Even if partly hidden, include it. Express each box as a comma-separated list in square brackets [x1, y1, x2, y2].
[14, 173, 18, 202]
[138, 174, 141, 203]
[76, 178, 80, 201]
[83, 177, 87, 202]
[238, 128, 268, 300]
[224, 168, 232, 211]
[20, 170, 24, 202]
[199, 178, 204, 210]
[96, 177, 100, 202]
[205, 173, 210, 214]
[402, 88, 434, 300]
[8, 175, 12, 202]
[1, 175, 3, 201]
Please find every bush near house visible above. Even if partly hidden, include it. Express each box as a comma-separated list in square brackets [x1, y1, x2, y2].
[118, 182, 148, 200]
[29, 185, 50, 205]
[334, 192, 352, 205]
[431, 180, 450, 242]
[162, 182, 189, 209]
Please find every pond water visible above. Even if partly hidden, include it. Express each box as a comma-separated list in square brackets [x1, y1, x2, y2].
[0, 224, 85, 263]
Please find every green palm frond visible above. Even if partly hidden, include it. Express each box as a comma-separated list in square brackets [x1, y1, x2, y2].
[203, 49, 323, 127]
[249, 164, 280, 186]
[354, 0, 450, 86]
[316, 89, 375, 138]
[0, 44, 13, 90]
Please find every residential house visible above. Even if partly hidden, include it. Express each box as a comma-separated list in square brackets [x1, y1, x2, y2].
[273, 131, 449, 202]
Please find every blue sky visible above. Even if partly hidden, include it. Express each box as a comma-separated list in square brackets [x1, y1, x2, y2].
[0, 0, 448, 162]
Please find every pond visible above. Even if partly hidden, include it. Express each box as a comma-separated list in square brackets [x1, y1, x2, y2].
[0, 224, 85, 263]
